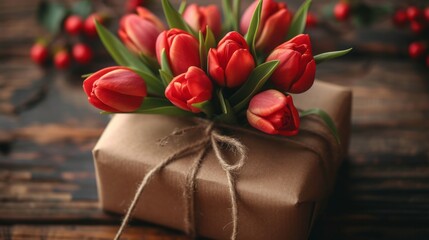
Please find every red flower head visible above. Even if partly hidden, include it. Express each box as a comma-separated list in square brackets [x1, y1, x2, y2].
[247, 90, 299, 136]
[83, 67, 147, 112]
[240, 0, 292, 53]
[183, 4, 222, 37]
[119, 7, 165, 57]
[266, 34, 316, 93]
[156, 29, 201, 76]
[208, 32, 255, 88]
[165, 66, 213, 113]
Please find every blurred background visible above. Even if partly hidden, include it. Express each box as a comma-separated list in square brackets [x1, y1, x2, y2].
[0, 0, 428, 239]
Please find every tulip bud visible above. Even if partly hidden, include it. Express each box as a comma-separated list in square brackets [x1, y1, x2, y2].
[240, 0, 292, 53]
[266, 34, 316, 94]
[183, 4, 222, 37]
[83, 67, 147, 112]
[208, 32, 255, 88]
[165, 66, 213, 113]
[119, 7, 165, 57]
[156, 29, 201, 76]
[247, 90, 299, 136]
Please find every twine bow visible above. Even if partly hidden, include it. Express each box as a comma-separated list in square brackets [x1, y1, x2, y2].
[114, 121, 247, 240]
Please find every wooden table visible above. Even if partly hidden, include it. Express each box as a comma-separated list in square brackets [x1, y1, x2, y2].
[1, 0, 428, 239]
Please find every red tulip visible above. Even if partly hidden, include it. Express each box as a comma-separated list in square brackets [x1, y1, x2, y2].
[266, 34, 316, 93]
[208, 32, 255, 88]
[165, 66, 213, 113]
[247, 90, 299, 136]
[183, 4, 222, 37]
[156, 29, 200, 76]
[83, 67, 147, 112]
[240, 0, 292, 53]
[119, 7, 164, 57]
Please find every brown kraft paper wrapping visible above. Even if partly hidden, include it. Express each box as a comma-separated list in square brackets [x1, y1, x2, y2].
[93, 80, 352, 240]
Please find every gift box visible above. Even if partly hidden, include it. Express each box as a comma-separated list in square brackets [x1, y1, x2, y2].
[93, 80, 352, 240]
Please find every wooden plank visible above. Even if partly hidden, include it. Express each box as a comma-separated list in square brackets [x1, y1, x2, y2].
[0, 225, 189, 240]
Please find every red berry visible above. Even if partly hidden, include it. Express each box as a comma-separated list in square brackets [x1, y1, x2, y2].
[410, 21, 425, 34]
[406, 6, 421, 21]
[72, 43, 93, 65]
[306, 12, 318, 28]
[84, 14, 102, 38]
[30, 43, 48, 65]
[64, 15, 83, 35]
[424, 7, 429, 22]
[408, 42, 426, 59]
[392, 9, 408, 27]
[54, 50, 71, 69]
[334, 2, 351, 21]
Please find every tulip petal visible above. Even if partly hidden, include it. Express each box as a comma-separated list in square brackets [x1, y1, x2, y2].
[94, 88, 144, 112]
[225, 49, 255, 88]
[136, 7, 165, 31]
[218, 32, 249, 50]
[165, 82, 190, 111]
[247, 110, 277, 134]
[83, 67, 122, 96]
[256, 9, 291, 53]
[155, 31, 168, 65]
[88, 96, 120, 112]
[183, 4, 202, 33]
[96, 69, 147, 97]
[269, 50, 301, 91]
[208, 49, 225, 86]
[201, 5, 221, 36]
[289, 34, 312, 52]
[169, 34, 200, 75]
[289, 59, 316, 93]
[125, 15, 161, 57]
[248, 90, 287, 117]
[185, 67, 212, 97]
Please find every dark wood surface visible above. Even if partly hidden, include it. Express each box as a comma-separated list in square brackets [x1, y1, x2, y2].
[1, 0, 429, 239]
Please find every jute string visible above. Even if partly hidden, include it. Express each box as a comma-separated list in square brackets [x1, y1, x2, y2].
[114, 121, 246, 240]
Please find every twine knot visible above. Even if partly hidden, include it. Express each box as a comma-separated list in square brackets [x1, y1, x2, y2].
[114, 120, 247, 240]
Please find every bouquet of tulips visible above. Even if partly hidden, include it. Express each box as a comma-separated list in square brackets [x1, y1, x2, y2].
[83, 0, 350, 138]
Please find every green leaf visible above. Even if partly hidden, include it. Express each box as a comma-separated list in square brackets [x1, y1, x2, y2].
[314, 48, 352, 64]
[161, 0, 196, 36]
[244, 0, 262, 58]
[192, 100, 214, 118]
[81, 73, 93, 78]
[198, 31, 207, 71]
[95, 22, 152, 73]
[160, 49, 173, 81]
[134, 97, 193, 116]
[139, 54, 160, 70]
[221, 0, 234, 31]
[229, 60, 279, 112]
[159, 69, 173, 87]
[37, 1, 67, 34]
[232, 0, 241, 31]
[300, 108, 340, 144]
[130, 68, 165, 97]
[71, 0, 92, 18]
[178, 0, 187, 14]
[215, 88, 237, 124]
[287, 0, 311, 39]
[204, 26, 216, 50]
